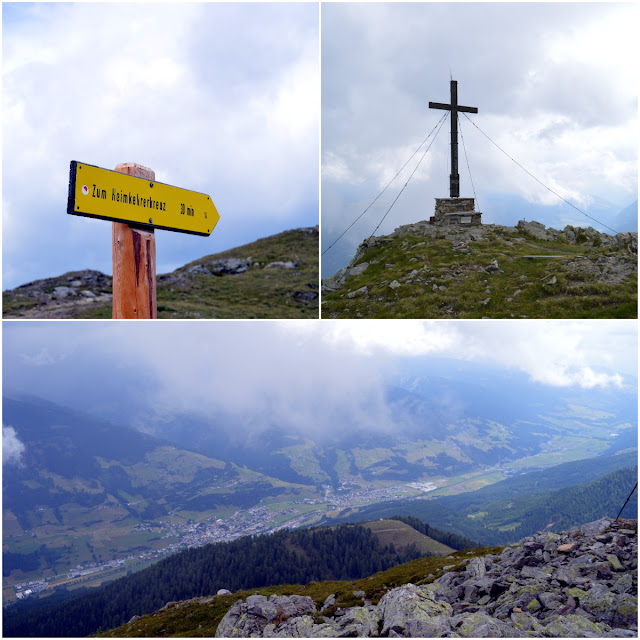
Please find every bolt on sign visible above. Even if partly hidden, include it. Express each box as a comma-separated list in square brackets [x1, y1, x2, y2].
[67, 161, 220, 236]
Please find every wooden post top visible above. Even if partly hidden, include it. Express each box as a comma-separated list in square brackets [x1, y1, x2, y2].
[114, 162, 155, 181]
[112, 162, 157, 319]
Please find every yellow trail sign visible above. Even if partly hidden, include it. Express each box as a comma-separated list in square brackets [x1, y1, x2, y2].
[67, 161, 220, 236]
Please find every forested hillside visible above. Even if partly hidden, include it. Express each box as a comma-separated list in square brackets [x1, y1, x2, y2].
[3, 522, 424, 637]
[321, 459, 638, 545]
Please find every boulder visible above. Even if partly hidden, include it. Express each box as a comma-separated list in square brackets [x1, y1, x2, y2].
[517, 220, 557, 241]
[378, 584, 453, 636]
[215, 594, 315, 637]
[208, 257, 252, 275]
[52, 286, 76, 299]
[348, 286, 369, 299]
[347, 262, 369, 278]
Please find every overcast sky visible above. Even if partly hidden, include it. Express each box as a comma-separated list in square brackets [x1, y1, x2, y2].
[2, 2, 319, 290]
[321, 2, 638, 275]
[4, 320, 637, 452]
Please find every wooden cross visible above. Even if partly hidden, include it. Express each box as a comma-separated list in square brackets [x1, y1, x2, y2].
[429, 80, 478, 198]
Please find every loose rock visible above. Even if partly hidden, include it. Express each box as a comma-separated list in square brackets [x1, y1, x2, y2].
[215, 518, 637, 637]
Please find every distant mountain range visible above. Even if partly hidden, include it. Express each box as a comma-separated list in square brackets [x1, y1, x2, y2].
[70, 362, 636, 487]
[2, 226, 319, 319]
[3, 368, 636, 587]
[2, 396, 296, 585]
[3, 386, 637, 638]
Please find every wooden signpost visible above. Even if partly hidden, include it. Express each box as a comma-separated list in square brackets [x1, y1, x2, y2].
[67, 161, 220, 319]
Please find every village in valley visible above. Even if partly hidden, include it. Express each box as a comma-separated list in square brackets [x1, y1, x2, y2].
[6, 474, 448, 604]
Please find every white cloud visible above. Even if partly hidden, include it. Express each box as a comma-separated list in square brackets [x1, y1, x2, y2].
[2, 3, 319, 288]
[3, 426, 26, 466]
[311, 320, 455, 357]
[321, 2, 637, 264]
[2, 321, 635, 445]
[303, 320, 635, 390]
[20, 347, 58, 366]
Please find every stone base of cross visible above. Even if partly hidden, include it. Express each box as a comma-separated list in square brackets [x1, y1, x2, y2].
[430, 197, 482, 227]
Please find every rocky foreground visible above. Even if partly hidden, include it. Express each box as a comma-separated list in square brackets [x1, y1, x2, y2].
[321, 219, 638, 319]
[323, 220, 637, 297]
[3, 226, 319, 319]
[215, 518, 637, 637]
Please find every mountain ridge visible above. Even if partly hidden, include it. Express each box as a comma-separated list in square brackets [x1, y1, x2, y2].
[3, 225, 319, 319]
[2, 396, 304, 590]
[4, 386, 635, 589]
[319, 463, 638, 545]
[321, 219, 637, 318]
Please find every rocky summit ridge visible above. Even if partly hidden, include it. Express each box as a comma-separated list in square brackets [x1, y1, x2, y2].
[3, 226, 319, 319]
[215, 518, 637, 637]
[321, 220, 637, 319]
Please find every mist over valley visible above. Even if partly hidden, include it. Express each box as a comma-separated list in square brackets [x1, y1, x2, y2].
[2, 321, 637, 633]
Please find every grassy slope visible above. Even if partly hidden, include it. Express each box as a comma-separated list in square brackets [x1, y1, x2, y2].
[156, 228, 319, 319]
[1, 394, 308, 587]
[3, 456, 308, 589]
[3, 227, 319, 319]
[363, 519, 454, 556]
[322, 227, 637, 319]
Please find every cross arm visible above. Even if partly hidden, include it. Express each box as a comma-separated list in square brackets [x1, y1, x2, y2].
[428, 101, 478, 113]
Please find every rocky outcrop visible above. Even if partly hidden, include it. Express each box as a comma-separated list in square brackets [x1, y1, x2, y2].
[2, 269, 113, 316]
[517, 220, 638, 255]
[323, 220, 637, 296]
[208, 257, 253, 275]
[4, 226, 319, 318]
[321, 219, 637, 318]
[215, 518, 637, 637]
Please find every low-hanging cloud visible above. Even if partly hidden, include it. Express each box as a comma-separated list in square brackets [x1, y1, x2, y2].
[295, 321, 635, 391]
[3, 322, 399, 439]
[3, 425, 26, 466]
[321, 2, 637, 262]
[132, 322, 399, 438]
[2, 321, 635, 445]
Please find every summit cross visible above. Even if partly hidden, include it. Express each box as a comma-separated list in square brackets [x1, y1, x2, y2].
[429, 80, 478, 198]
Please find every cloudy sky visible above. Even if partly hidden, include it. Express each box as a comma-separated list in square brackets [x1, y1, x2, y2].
[321, 3, 638, 276]
[4, 320, 637, 449]
[2, 3, 319, 290]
